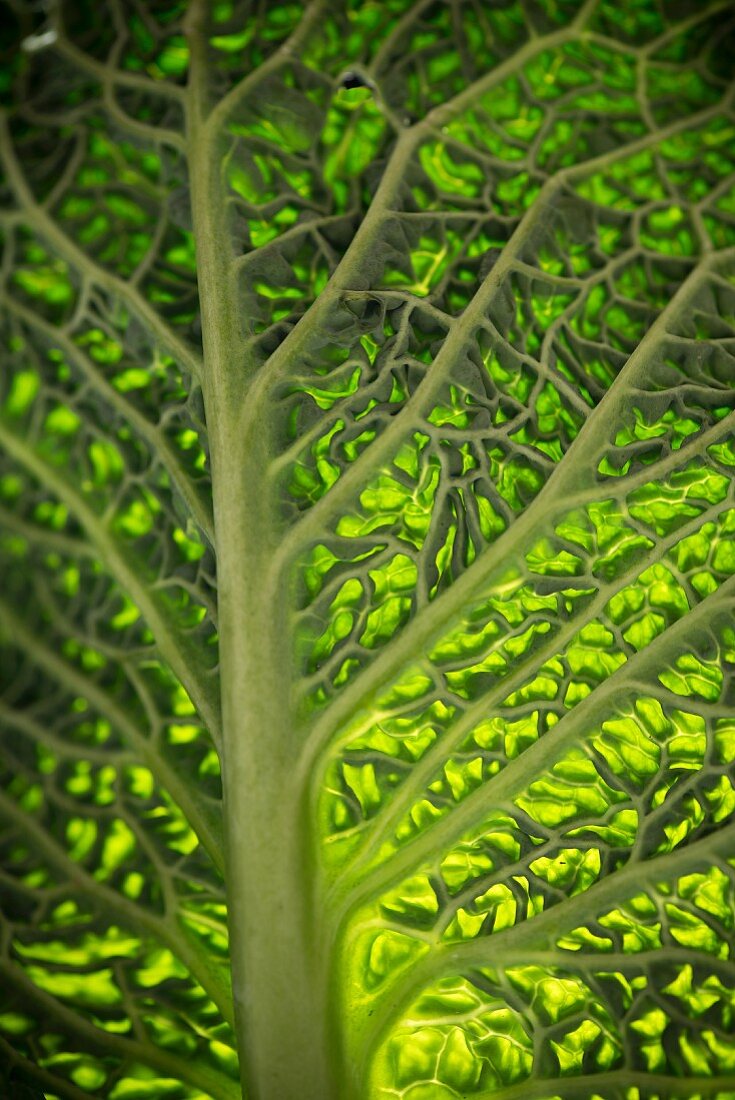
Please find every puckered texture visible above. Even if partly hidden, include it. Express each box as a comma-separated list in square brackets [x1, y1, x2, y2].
[0, 0, 734, 1097]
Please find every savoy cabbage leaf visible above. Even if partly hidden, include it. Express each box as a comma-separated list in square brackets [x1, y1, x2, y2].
[1, 0, 735, 1098]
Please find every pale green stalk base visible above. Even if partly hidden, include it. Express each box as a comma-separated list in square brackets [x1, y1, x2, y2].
[223, 775, 339, 1098]
[185, 27, 343, 1089]
[211, 428, 343, 1100]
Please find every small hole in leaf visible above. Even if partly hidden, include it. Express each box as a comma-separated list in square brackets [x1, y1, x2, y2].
[340, 71, 368, 90]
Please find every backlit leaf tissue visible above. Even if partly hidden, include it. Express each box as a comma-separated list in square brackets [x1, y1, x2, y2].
[0, 1, 734, 1098]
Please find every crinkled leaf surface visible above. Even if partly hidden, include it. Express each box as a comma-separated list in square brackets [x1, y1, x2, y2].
[0, 0, 735, 1098]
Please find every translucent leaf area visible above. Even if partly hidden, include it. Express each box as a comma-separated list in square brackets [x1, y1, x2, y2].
[0, 0, 734, 1097]
[0, 1, 231, 1096]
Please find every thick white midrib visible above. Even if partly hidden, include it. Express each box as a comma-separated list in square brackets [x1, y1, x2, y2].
[295, 247, 734, 782]
[185, 6, 344, 1095]
[0, 596, 223, 874]
[355, 818, 735, 1072]
[329, 507, 735, 914]
[178, 8, 735, 1093]
[0, 421, 222, 745]
[2, 293, 215, 543]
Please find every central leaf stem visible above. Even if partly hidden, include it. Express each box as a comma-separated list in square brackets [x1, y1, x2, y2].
[184, 9, 342, 1097]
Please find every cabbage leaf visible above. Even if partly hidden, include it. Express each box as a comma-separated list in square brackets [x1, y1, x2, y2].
[1, 1, 735, 1098]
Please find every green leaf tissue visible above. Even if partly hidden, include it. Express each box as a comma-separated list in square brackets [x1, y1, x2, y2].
[1, 1, 734, 1098]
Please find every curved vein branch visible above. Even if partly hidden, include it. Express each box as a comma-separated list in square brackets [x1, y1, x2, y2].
[50, 29, 186, 104]
[295, 244, 734, 776]
[0, 787, 233, 1027]
[336, 562, 735, 910]
[0, 957, 238, 1099]
[0, 112, 203, 381]
[358, 819, 735, 1070]
[241, 21, 582, 426]
[201, 0, 327, 136]
[478, 1071, 735, 1100]
[3, 294, 214, 543]
[0, 1032, 94, 1100]
[0, 596, 223, 875]
[0, 420, 221, 745]
[0, 701, 133, 764]
[274, 102, 731, 570]
[52, 34, 186, 151]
